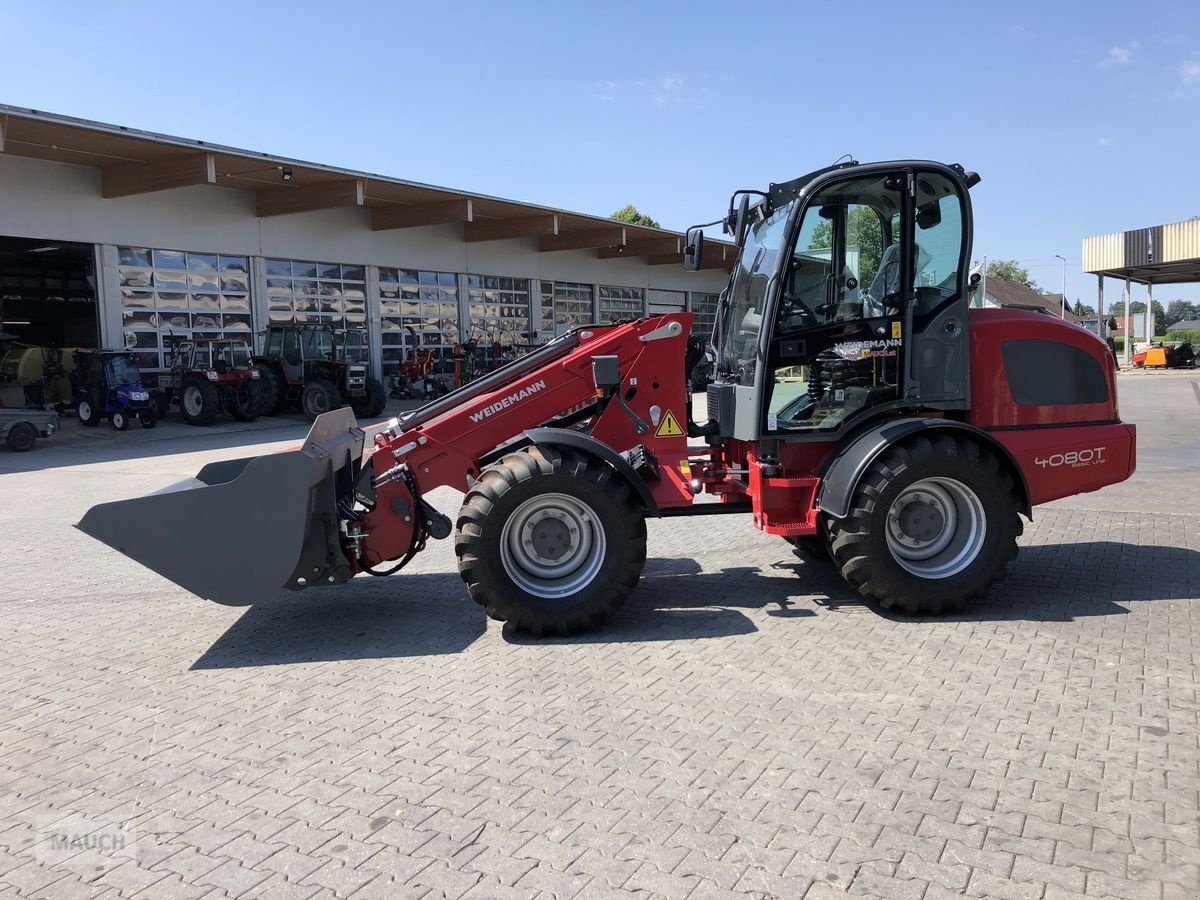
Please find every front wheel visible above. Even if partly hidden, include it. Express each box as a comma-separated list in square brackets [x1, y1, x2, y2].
[351, 378, 387, 419]
[828, 435, 1021, 615]
[300, 379, 340, 420]
[455, 445, 647, 635]
[111, 409, 131, 431]
[138, 410, 156, 428]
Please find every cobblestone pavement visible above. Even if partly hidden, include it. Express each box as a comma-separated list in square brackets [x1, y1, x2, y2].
[0, 377, 1197, 899]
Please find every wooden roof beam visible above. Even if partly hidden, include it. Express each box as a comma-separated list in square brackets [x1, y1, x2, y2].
[372, 198, 473, 231]
[538, 226, 625, 253]
[256, 179, 365, 217]
[101, 151, 216, 198]
[465, 214, 558, 243]
[597, 237, 680, 259]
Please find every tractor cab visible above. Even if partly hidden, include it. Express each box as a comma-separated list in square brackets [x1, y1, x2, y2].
[697, 161, 977, 442]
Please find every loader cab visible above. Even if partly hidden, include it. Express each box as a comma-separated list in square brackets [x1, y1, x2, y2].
[709, 161, 975, 441]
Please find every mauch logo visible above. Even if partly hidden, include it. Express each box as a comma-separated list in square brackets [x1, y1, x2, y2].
[37, 814, 138, 871]
[468, 379, 546, 423]
[1034, 447, 1107, 468]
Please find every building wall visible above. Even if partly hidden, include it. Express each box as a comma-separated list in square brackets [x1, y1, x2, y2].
[0, 153, 728, 381]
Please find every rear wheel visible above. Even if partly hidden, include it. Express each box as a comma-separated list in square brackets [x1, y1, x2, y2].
[301, 379, 339, 419]
[6, 422, 36, 452]
[828, 434, 1021, 614]
[111, 409, 131, 431]
[149, 389, 170, 419]
[229, 380, 263, 421]
[257, 365, 289, 415]
[351, 378, 387, 419]
[77, 395, 101, 427]
[455, 445, 647, 635]
[180, 378, 219, 426]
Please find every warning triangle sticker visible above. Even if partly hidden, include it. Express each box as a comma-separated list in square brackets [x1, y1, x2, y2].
[655, 409, 684, 438]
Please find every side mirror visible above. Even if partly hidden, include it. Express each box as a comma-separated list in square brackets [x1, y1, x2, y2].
[683, 227, 705, 272]
[969, 272, 982, 288]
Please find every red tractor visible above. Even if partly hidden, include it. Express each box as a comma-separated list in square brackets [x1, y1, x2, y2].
[157, 337, 266, 426]
[81, 160, 1135, 634]
[253, 324, 387, 420]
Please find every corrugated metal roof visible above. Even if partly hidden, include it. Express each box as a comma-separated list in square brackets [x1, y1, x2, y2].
[1082, 217, 1200, 284]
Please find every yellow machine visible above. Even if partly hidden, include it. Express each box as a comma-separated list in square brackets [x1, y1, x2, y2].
[1144, 347, 1168, 369]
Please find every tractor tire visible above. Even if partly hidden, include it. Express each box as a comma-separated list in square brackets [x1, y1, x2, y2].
[138, 410, 156, 429]
[455, 445, 647, 636]
[785, 514, 832, 561]
[229, 381, 263, 422]
[257, 365, 289, 416]
[6, 422, 36, 452]
[180, 378, 219, 426]
[351, 378, 388, 420]
[150, 389, 170, 420]
[111, 409, 131, 431]
[301, 379, 339, 420]
[827, 434, 1021, 615]
[77, 395, 102, 427]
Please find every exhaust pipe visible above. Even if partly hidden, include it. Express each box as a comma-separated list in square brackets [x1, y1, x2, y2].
[77, 409, 366, 606]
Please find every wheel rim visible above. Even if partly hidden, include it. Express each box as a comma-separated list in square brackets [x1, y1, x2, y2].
[183, 386, 203, 416]
[78, 400, 91, 420]
[304, 389, 326, 416]
[499, 493, 607, 599]
[11, 427, 33, 450]
[885, 477, 986, 579]
[112, 411, 126, 429]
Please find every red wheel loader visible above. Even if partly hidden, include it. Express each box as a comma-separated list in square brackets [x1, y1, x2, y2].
[78, 161, 1136, 633]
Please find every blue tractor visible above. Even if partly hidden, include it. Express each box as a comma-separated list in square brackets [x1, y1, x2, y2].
[73, 350, 157, 430]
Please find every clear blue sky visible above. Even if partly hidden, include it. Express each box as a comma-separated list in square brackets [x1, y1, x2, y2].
[2, 0, 1198, 307]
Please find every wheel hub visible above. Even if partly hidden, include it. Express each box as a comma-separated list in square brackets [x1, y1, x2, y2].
[894, 492, 947, 547]
[884, 477, 986, 580]
[500, 493, 605, 599]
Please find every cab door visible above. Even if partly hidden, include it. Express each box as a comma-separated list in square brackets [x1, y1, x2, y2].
[761, 167, 969, 437]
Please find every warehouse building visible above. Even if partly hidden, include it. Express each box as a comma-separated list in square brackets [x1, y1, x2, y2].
[0, 105, 730, 389]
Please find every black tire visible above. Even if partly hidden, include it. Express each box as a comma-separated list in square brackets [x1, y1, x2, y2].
[828, 435, 1021, 615]
[785, 516, 833, 562]
[111, 409, 131, 431]
[229, 379, 263, 422]
[150, 389, 170, 420]
[138, 410, 156, 429]
[455, 445, 647, 636]
[257, 364, 289, 415]
[300, 379, 340, 420]
[180, 377, 219, 426]
[351, 378, 387, 419]
[77, 395, 102, 427]
[6, 422, 36, 452]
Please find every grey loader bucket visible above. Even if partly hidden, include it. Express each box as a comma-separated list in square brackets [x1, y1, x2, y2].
[77, 408, 365, 605]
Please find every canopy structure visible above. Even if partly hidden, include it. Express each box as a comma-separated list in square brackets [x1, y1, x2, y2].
[1082, 219, 1200, 362]
[1083, 219, 1200, 286]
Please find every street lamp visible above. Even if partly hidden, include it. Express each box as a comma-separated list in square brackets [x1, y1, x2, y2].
[1054, 254, 1068, 318]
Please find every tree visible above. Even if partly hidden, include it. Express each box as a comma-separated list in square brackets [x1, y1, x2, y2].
[610, 204, 660, 229]
[1166, 299, 1199, 327]
[986, 259, 1038, 290]
[1072, 301, 1097, 318]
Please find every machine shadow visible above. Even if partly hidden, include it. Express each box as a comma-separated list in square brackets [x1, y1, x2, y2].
[191, 541, 1200, 666]
[190, 572, 485, 669]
